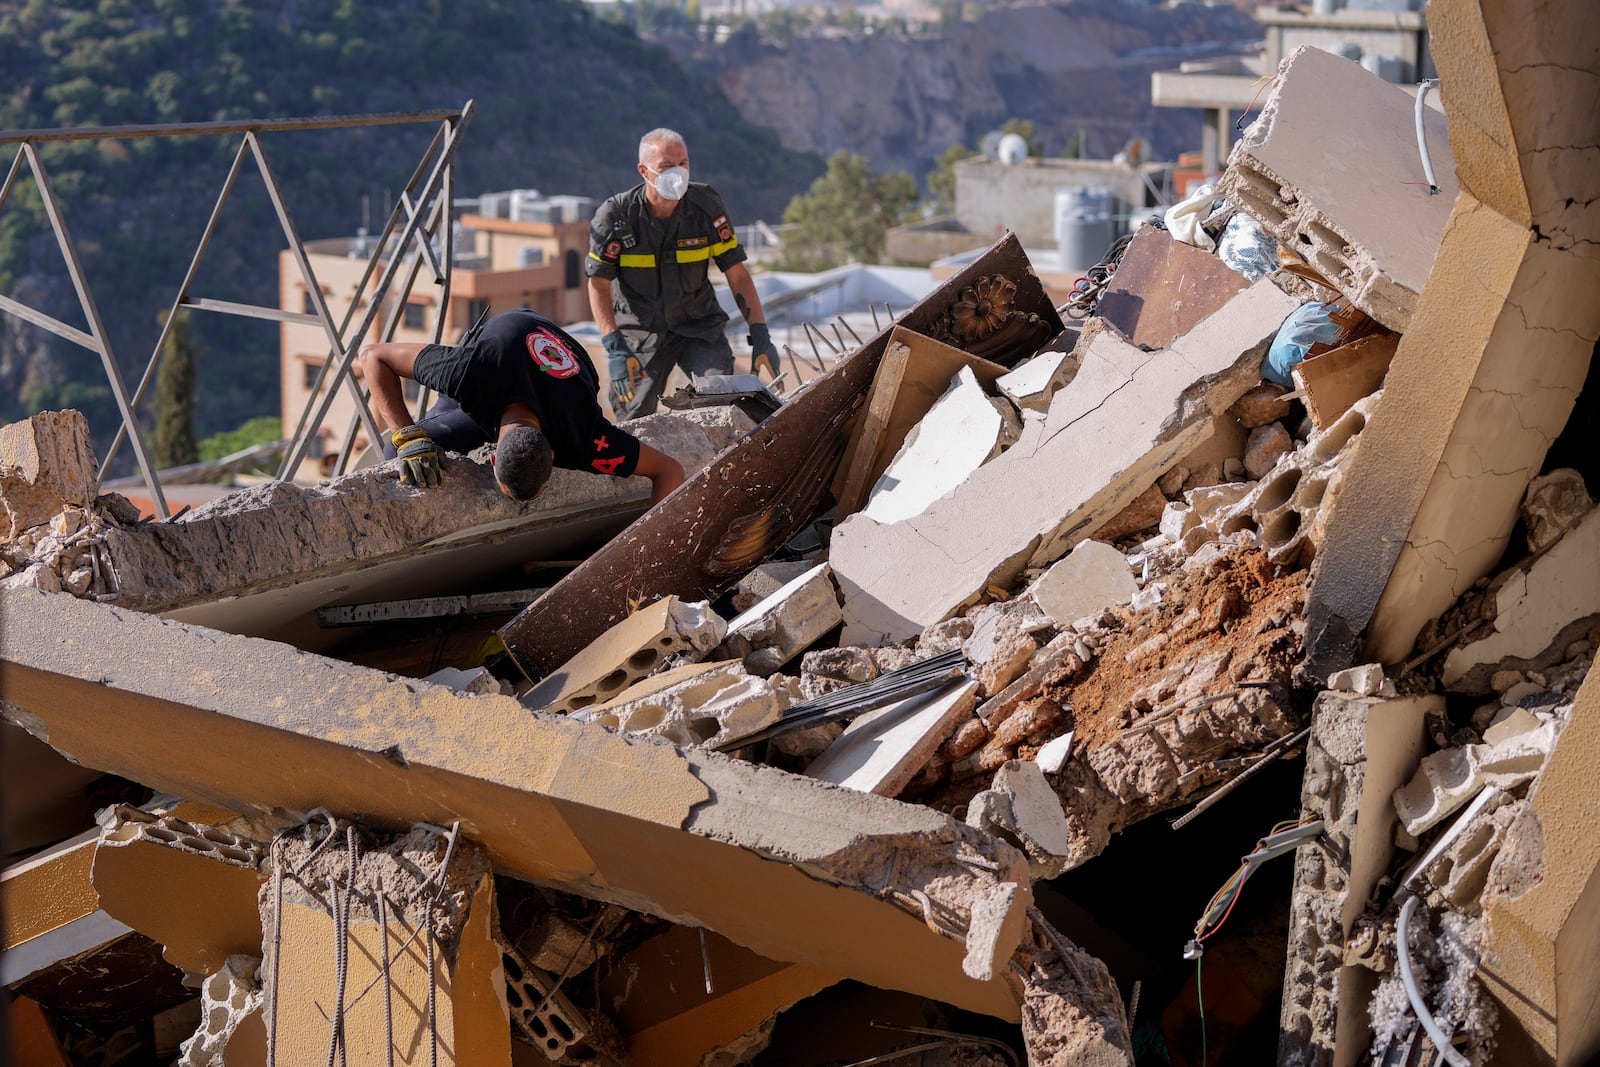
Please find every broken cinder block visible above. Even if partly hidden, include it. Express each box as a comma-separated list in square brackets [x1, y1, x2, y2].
[176, 955, 265, 1067]
[577, 662, 793, 749]
[521, 596, 727, 715]
[1393, 720, 1558, 836]
[1217, 46, 1458, 332]
[0, 410, 98, 510]
[1026, 539, 1139, 629]
[718, 562, 843, 677]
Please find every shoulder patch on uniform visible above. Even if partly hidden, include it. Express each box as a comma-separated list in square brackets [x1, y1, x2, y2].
[602, 240, 621, 260]
[711, 214, 727, 229]
[525, 328, 580, 379]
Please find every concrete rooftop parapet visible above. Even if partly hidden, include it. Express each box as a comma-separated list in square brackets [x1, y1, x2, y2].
[0, 585, 1043, 1022]
[1217, 45, 1458, 332]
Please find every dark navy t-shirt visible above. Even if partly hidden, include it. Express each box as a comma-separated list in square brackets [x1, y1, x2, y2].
[411, 310, 641, 478]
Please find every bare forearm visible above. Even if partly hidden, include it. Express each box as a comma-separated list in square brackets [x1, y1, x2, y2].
[588, 277, 619, 335]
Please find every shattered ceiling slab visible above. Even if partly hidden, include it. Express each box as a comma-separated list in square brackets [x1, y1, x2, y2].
[830, 278, 1300, 644]
[500, 233, 1058, 680]
[0, 585, 1030, 1021]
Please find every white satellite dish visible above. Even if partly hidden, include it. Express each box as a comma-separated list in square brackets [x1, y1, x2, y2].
[978, 130, 1005, 160]
[997, 132, 1029, 166]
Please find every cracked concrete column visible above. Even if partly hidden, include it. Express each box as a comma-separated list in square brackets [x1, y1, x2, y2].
[1303, 0, 1600, 678]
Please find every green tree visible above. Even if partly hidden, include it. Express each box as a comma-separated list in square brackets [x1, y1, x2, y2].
[1063, 126, 1087, 159]
[197, 415, 283, 465]
[152, 309, 198, 469]
[925, 142, 977, 215]
[779, 150, 918, 271]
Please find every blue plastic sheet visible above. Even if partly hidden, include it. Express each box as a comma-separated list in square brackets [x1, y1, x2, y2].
[1263, 301, 1342, 386]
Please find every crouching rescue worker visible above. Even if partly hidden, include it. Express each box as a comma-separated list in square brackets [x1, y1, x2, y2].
[359, 308, 684, 504]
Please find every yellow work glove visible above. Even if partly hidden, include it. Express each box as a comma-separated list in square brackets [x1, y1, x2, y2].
[391, 424, 443, 488]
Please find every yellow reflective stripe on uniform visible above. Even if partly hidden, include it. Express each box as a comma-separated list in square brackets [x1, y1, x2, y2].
[710, 236, 739, 257]
[675, 247, 711, 263]
[619, 253, 656, 268]
[588, 250, 605, 262]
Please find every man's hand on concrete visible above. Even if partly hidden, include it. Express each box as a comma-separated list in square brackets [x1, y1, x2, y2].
[390, 424, 443, 489]
[748, 323, 778, 380]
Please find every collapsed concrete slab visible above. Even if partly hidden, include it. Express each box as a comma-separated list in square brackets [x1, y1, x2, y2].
[1026, 540, 1138, 630]
[1442, 506, 1600, 693]
[998, 349, 1077, 415]
[500, 235, 1061, 678]
[1303, 0, 1600, 679]
[1217, 46, 1458, 333]
[861, 366, 1006, 525]
[831, 278, 1299, 644]
[68, 409, 747, 654]
[0, 585, 1057, 1022]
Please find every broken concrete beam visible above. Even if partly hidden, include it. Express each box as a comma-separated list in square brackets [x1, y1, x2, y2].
[1218, 46, 1458, 332]
[1026, 540, 1138, 630]
[90, 805, 265, 976]
[0, 410, 98, 510]
[1302, 0, 1600, 680]
[521, 596, 727, 714]
[501, 234, 1057, 678]
[719, 563, 842, 677]
[1016, 912, 1134, 1066]
[177, 955, 265, 1067]
[1292, 333, 1398, 432]
[805, 680, 980, 797]
[1277, 691, 1433, 1067]
[962, 882, 1028, 983]
[836, 329, 1012, 521]
[577, 662, 793, 749]
[830, 278, 1299, 645]
[0, 586, 1036, 1019]
[1091, 223, 1252, 350]
[93, 409, 745, 653]
[1443, 506, 1600, 693]
[966, 760, 1073, 880]
[263, 826, 510, 1067]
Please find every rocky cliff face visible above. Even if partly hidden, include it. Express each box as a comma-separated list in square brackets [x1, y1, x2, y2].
[715, 27, 1008, 174]
[692, 1, 1262, 180]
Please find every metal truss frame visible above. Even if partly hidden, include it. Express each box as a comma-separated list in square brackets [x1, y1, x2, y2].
[0, 103, 473, 518]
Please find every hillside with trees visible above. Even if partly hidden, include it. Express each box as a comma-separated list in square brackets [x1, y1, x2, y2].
[0, 0, 824, 464]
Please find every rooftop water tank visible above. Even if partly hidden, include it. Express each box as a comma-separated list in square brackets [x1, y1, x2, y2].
[1055, 187, 1116, 273]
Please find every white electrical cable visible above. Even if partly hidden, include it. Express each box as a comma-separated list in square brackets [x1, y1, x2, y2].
[1396, 894, 1470, 1067]
[1414, 79, 1441, 194]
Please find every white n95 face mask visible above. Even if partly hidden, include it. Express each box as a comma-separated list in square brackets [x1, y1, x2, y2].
[649, 165, 689, 201]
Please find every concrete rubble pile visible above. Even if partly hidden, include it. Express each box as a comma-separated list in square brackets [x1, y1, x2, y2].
[4, 3, 1600, 1064]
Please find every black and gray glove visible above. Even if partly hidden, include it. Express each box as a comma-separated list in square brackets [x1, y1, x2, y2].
[748, 323, 778, 379]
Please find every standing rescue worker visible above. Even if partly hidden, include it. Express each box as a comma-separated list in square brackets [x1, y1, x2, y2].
[586, 127, 779, 419]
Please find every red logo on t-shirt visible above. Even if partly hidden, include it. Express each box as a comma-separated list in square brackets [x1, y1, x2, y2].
[525, 329, 580, 378]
